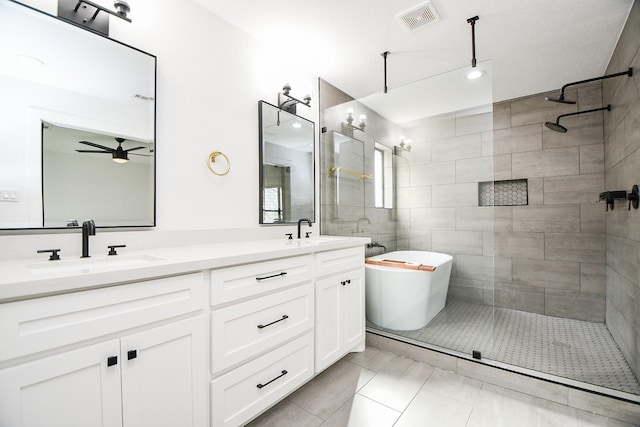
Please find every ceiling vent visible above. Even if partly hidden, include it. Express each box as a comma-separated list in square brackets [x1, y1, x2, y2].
[397, 2, 440, 31]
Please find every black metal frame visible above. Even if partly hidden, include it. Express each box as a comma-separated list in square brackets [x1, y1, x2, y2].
[258, 100, 316, 226]
[5, 0, 157, 232]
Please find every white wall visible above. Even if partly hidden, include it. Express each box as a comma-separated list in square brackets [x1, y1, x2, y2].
[0, 0, 320, 259]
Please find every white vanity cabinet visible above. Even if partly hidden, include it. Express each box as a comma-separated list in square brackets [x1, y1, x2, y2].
[314, 247, 366, 373]
[0, 273, 207, 427]
[0, 236, 369, 427]
[209, 255, 315, 427]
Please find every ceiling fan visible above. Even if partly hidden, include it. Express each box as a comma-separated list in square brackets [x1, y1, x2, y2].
[76, 137, 148, 163]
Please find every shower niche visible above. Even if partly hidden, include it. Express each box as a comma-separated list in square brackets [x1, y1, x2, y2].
[478, 179, 528, 206]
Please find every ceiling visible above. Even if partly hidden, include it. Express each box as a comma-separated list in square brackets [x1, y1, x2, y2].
[194, 0, 633, 116]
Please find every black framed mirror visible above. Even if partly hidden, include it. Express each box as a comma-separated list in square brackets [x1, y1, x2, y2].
[0, 0, 156, 230]
[258, 101, 315, 224]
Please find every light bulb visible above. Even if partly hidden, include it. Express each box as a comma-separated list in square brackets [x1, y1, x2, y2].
[466, 68, 484, 80]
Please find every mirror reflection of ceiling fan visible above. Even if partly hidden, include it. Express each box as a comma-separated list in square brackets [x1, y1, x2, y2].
[75, 137, 150, 163]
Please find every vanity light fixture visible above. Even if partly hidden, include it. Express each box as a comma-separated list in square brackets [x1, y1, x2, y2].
[465, 16, 484, 80]
[345, 108, 366, 131]
[278, 83, 311, 114]
[58, 0, 131, 37]
[394, 137, 412, 154]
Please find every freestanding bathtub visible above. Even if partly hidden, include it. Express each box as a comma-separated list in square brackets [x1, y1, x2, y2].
[365, 251, 453, 331]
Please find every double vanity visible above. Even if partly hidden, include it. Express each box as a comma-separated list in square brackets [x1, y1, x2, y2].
[0, 236, 368, 427]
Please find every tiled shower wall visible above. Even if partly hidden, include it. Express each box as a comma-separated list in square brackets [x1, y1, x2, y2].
[602, 1, 640, 377]
[397, 83, 607, 322]
[319, 79, 401, 254]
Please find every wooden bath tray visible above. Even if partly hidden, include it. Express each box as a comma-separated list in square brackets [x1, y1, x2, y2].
[365, 258, 436, 272]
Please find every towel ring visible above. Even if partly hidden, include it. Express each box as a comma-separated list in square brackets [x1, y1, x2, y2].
[207, 151, 230, 176]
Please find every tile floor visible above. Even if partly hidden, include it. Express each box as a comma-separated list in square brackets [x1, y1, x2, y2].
[248, 347, 638, 426]
[368, 300, 640, 395]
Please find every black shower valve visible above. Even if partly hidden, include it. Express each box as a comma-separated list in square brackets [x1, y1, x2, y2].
[599, 190, 627, 211]
[628, 185, 639, 210]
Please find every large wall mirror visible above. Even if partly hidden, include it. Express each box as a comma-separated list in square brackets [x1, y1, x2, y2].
[0, 0, 156, 230]
[258, 101, 315, 224]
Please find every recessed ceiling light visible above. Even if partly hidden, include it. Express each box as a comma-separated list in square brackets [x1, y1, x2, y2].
[292, 122, 302, 129]
[466, 69, 484, 80]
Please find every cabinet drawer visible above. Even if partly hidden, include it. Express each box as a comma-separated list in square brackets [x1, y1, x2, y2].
[315, 246, 364, 278]
[210, 332, 314, 427]
[210, 255, 312, 306]
[0, 273, 204, 363]
[211, 284, 313, 374]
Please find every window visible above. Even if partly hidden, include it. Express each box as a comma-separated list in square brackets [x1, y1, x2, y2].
[374, 142, 393, 209]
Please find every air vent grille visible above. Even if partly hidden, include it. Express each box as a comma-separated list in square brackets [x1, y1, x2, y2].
[397, 2, 440, 31]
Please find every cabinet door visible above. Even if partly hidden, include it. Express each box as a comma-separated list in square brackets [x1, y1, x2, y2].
[120, 316, 206, 427]
[342, 268, 365, 351]
[315, 275, 343, 373]
[0, 340, 123, 427]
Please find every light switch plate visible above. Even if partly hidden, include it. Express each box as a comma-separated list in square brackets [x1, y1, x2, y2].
[0, 187, 18, 202]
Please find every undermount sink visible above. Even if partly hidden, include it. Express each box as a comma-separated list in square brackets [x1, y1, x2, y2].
[27, 254, 164, 275]
[301, 236, 346, 244]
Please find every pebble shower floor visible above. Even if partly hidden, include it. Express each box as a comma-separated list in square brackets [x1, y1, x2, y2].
[368, 299, 640, 395]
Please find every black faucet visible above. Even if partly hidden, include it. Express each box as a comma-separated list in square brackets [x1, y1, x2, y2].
[297, 218, 312, 239]
[81, 219, 95, 258]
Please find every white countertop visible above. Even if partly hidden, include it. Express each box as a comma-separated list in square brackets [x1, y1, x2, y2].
[0, 236, 370, 303]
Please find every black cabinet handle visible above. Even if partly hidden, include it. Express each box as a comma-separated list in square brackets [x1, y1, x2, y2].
[107, 356, 118, 367]
[127, 349, 137, 360]
[257, 370, 288, 389]
[257, 315, 289, 329]
[341, 281, 346, 286]
[256, 272, 287, 281]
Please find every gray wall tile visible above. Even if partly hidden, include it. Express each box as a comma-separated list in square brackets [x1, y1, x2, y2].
[579, 144, 605, 174]
[512, 147, 579, 178]
[544, 289, 605, 322]
[432, 230, 484, 256]
[512, 258, 580, 290]
[456, 157, 494, 183]
[544, 232, 605, 263]
[410, 161, 455, 186]
[431, 183, 478, 208]
[431, 133, 482, 162]
[494, 231, 544, 260]
[513, 205, 580, 232]
[493, 124, 542, 155]
[542, 174, 604, 205]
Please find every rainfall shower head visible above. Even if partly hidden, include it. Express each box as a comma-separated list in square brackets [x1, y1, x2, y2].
[545, 104, 611, 133]
[544, 121, 568, 133]
[546, 68, 633, 105]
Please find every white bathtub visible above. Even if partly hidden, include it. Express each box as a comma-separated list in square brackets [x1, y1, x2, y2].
[365, 251, 453, 330]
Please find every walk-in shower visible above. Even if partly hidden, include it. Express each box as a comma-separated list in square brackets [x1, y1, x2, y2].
[319, 59, 640, 403]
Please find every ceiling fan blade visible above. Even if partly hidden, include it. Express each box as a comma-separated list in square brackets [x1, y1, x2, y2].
[124, 146, 147, 152]
[129, 152, 152, 157]
[76, 149, 111, 153]
[78, 140, 114, 151]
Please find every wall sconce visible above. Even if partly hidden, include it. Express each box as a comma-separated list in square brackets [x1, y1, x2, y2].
[58, 0, 131, 36]
[345, 108, 366, 131]
[394, 137, 412, 154]
[278, 83, 311, 114]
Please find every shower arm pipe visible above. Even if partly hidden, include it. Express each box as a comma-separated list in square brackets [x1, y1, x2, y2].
[554, 104, 611, 124]
[556, 68, 632, 99]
